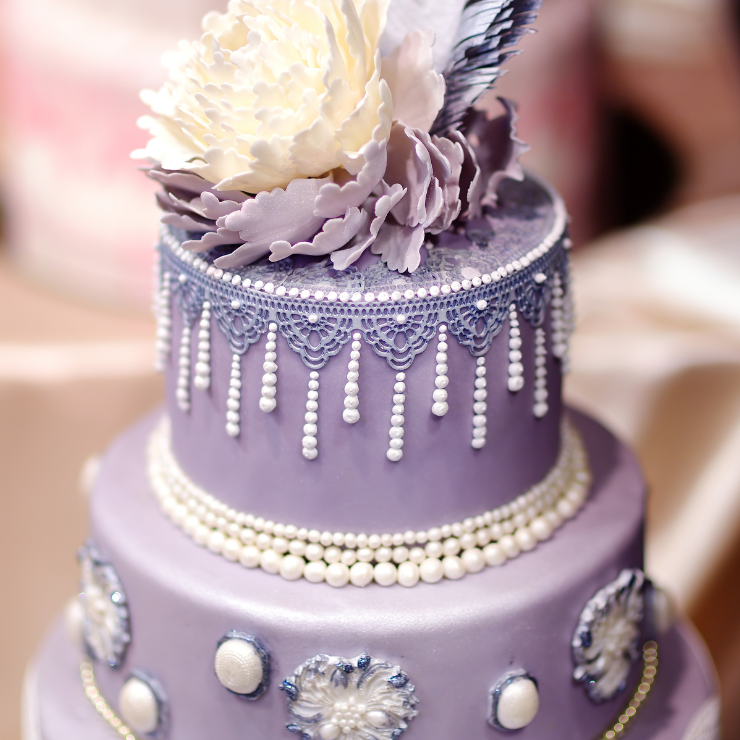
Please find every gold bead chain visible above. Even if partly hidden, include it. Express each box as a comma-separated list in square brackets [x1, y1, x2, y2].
[80, 662, 138, 740]
[597, 642, 658, 740]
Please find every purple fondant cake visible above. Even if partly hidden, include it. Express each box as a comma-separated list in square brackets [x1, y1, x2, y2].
[25, 0, 719, 738]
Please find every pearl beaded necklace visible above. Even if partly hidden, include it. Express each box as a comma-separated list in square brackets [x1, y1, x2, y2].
[148, 416, 591, 587]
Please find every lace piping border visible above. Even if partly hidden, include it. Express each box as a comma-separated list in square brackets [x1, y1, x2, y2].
[147, 416, 591, 587]
[155, 185, 570, 373]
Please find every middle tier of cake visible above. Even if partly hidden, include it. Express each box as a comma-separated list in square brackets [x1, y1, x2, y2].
[82, 408, 652, 740]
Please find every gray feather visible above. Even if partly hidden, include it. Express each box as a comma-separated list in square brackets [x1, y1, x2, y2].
[431, 0, 541, 135]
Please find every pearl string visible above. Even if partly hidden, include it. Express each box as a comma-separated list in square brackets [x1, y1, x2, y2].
[149, 416, 591, 587]
[259, 323, 279, 413]
[194, 302, 211, 392]
[80, 662, 138, 740]
[507, 305, 524, 393]
[471, 357, 487, 449]
[154, 270, 172, 373]
[226, 354, 241, 438]
[595, 642, 658, 740]
[302, 372, 320, 459]
[431, 325, 449, 416]
[343, 333, 362, 424]
[533, 327, 548, 418]
[551, 272, 574, 373]
[175, 323, 191, 413]
[386, 372, 406, 462]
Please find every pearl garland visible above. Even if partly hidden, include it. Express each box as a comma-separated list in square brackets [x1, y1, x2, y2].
[533, 328, 548, 418]
[343, 333, 362, 424]
[386, 372, 406, 462]
[302, 371, 320, 459]
[471, 357, 488, 449]
[431, 325, 449, 416]
[194, 302, 211, 391]
[259, 323, 279, 412]
[154, 270, 171, 373]
[149, 416, 591, 587]
[226, 354, 242, 438]
[507, 304, 524, 393]
[175, 322, 191, 413]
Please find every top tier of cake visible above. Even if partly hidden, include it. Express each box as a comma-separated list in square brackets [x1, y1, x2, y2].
[155, 173, 573, 534]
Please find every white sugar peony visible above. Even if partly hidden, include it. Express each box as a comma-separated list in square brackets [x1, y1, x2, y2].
[134, 0, 394, 193]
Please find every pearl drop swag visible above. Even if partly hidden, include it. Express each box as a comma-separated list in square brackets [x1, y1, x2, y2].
[148, 416, 591, 587]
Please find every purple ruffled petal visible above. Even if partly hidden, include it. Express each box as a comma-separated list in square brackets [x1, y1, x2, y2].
[371, 222, 425, 273]
[222, 178, 330, 254]
[330, 183, 406, 270]
[447, 130, 483, 219]
[466, 97, 529, 208]
[386, 124, 434, 228]
[313, 139, 387, 219]
[185, 229, 243, 254]
[269, 207, 367, 261]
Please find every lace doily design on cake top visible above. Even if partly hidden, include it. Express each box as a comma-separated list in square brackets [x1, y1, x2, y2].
[281, 653, 418, 740]
[573, 569, 646, 703]
[154, 178, 573, 451]
[78, 542, 130, 669]
[147, 416, 591, 587]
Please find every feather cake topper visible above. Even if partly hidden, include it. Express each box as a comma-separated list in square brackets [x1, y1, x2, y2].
[433, 0, 542, 135]
[136, 0, 541, 273]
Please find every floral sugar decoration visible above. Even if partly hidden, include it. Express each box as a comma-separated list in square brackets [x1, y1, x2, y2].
[572, 569, 646, 703]
[78, 542, 131, 668]
[134, 0, 538, 274]
[281, 653, 418, 740]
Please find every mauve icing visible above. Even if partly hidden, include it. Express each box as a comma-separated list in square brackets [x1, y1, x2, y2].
[165, 176, 565, 532]
[52, 408, 707, 740]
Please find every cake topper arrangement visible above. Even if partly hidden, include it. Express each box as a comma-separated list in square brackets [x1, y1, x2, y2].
[134, 0, 540, 273]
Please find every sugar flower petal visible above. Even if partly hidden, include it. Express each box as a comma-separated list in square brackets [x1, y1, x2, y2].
[269, 207, 367, 261]
[371, 222, 425, 273]
[313, 138, 387, 218]
[381, 29, 445, 131]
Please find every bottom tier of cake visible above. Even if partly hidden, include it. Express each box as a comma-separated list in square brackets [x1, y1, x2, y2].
[26, 411, 718, 740]
[26, 619, 718, 740]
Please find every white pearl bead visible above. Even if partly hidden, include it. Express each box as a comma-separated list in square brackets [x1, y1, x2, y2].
[443, 555, 466, 580]
[350, 562, 374, 587]
[259, 397, 277, 413]
[303, 560, 327, 583]
[499, 535, 521, 559]
[260, 549, 282, 574]
[343, 408, 360, 424]
[325, 562, 350, 587]
[397, 561, 420, 587]
[119, 677, 159, 734]
[530, 516, 554, 541]
[461, 548, 486, 574]
[432, 402, 449, 416]
[214, 638, 264, 695]
[483, 543, 507, 567]
[222, 538, 242, 561]
[420, 558, 444, 583]
[386, 448, 403, 462]
[374, 562, 397, 586]
[239, 545, 261, 569]
[514, 527, 537, 552]
[280, 554, 305, 581]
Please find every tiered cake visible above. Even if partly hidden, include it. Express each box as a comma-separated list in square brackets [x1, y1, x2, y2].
[25, 0, 719, 738]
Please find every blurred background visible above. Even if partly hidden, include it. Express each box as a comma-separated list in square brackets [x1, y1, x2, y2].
[1, 0, 740, 737]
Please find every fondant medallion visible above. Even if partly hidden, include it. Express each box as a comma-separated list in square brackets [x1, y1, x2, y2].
[281, 653, 418, 740]
[572, 569, 646, 702]
[118, 670, 168, 738]
[214, 631, 270, 699]
[488, 670, 539, 731]
[78, 542, 130, 668]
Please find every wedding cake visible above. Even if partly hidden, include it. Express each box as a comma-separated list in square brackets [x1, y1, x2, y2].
[25, 0, 720, 738]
